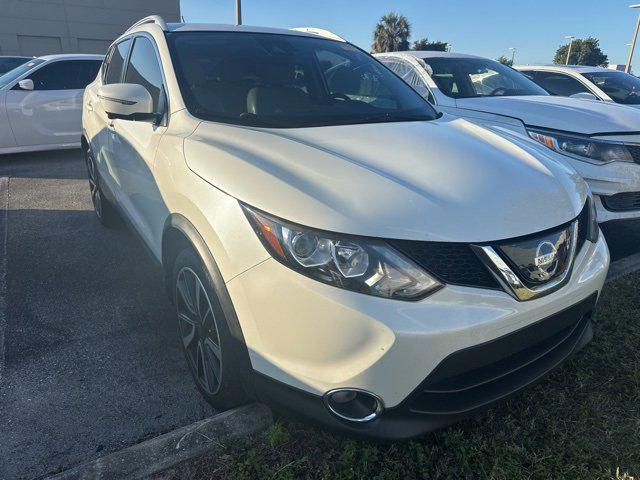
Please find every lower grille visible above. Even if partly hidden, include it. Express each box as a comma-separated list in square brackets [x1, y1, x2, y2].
[601, 192, 640, 212]
[407, 293, 596, 415]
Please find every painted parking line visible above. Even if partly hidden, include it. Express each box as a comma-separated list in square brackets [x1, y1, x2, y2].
[0, 177, 7, 380]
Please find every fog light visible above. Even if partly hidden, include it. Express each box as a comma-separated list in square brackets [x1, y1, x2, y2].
[324, 388, 384, 423]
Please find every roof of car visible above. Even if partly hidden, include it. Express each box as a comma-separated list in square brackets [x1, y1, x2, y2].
[37, 54, 105, 61]
[515, 64, 607, 73]
[375, 51, 483, 60]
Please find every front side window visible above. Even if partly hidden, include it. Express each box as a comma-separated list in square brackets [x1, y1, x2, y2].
[0, 59, 44, 89]
[531, 71, 591, 97]
[21, 60, 101, 90]
[104, 39, 131, 84]
[166, 31, 436, 128]
[424, 57, 548, 99]
[125, 36, 164, 111]
[582, 70, 640, 105]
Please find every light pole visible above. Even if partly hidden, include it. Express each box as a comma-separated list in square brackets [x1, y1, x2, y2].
[626, 4, 640, 73]
[236, 0, 242, 25]
[564, 36, 574, 65]
[509, 47, 516, 64]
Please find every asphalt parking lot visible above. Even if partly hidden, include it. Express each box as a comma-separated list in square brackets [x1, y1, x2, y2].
[1, 150, 639, 480]
[0, 150, 213, 480]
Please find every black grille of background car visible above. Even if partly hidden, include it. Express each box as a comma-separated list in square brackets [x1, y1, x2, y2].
[406, 293, 596, 415]
[388, 241, 501, 290]
[389, 201, 590, 292]
[601, 192, 640, 212]
[625, 144, 640, 164]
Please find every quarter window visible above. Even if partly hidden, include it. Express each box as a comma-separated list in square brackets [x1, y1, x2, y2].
[23, 60, 102, 90]
[104, 39, 131, 84]
[124, 36, 164, 111]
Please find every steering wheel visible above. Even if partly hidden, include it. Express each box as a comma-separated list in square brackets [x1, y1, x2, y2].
[489, 87, 508, 96]
[329, 93, 351, 102]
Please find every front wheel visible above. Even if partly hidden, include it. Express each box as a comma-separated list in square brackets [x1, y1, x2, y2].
[172, 248, 249, 409]
[84, 146, 120, 228]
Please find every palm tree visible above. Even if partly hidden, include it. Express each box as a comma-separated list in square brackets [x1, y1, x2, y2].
[372, 12, 411, 53]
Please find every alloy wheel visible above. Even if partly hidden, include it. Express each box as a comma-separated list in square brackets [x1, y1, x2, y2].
[85, 148, 102, 219]
[176, 267, 223, 395]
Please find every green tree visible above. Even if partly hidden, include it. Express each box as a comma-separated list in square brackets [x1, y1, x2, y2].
[372, 12, 411, 53]
[496, 55, 513, 67]
[553, 37, 608, 66]
[412, 38, 449, 52]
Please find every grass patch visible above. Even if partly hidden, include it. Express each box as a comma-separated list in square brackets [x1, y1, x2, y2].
[160, 274, 640, 480]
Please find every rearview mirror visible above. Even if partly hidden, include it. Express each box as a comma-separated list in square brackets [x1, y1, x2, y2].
[569, 92, 599, 101]
[17, 79, 34, 91]
[97, 83, 156, 122]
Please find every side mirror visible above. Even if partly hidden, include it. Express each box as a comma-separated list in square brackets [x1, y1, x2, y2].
[569, 92, 599, 101]
[17, 79, 34, 91]
[97, 83, 156, 122]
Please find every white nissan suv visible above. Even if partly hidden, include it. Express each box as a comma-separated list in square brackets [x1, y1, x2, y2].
[82, 17, 609, 440]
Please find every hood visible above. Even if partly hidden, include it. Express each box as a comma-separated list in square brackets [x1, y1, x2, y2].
[455, 95, 640, 135]
[184, 116, 587, 243]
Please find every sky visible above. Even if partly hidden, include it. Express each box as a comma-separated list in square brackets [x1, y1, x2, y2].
[181, 0, 640, 69]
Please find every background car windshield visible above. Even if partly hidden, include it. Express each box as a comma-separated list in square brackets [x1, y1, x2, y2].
[582, 71, 640, 105]
[0, 58, 44, 88]
[424, 57, 548, 99]
[166, 31, 437, 128]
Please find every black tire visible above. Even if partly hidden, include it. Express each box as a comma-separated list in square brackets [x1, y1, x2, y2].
[84, 146, 120, 228]
[172, 248, 249, 409]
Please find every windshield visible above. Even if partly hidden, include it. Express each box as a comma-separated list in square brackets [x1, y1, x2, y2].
[0, 58, 44, 89]
[165, 31, 437, 128]
[424, 57, 548, 99]
[582, 70, 640, 105]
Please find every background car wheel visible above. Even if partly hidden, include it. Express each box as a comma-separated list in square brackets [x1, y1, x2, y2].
[84, 146, 120, 228]
[172, 248, 249, 409]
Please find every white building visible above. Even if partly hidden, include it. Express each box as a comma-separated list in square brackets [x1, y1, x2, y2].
[0, 0, 180, 57]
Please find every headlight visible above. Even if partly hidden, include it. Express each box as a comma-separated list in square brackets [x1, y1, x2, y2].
[527, 128, 634, 164]
[242, 205, 442, 301]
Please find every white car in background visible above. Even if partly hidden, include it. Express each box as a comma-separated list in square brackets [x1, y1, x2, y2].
[0, 54, 103, 154]
[515, 65, 640, 108]
[81, 17, 609, 439]
[376, 51, 640, 223]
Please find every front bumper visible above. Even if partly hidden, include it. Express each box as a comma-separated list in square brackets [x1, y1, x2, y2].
[253, 293, 595, 440]
[562, 145, 640, 222]
[227, 234, 609, 439]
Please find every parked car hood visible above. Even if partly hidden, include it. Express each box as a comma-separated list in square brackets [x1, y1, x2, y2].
[455, 95, 640, 135]
[185, 116, 586, 242]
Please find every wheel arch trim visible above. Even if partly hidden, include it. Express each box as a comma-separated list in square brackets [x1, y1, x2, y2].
[162, 213, 256, 395]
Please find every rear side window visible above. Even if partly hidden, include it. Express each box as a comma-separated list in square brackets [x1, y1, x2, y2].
[104, 39, 131, 84]
[25, 60, 102, 90]
[531, 71, 591, 96]
[124, 36, 164, 111]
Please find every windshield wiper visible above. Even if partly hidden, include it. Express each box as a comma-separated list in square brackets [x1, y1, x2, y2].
[355, 112, 434, 124]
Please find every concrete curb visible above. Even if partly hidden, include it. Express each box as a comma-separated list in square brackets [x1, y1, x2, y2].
[607, 252, 640, 281]
[46, 403, 273, 480]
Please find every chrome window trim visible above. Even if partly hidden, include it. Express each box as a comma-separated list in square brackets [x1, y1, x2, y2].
[471, 221, 578, 301]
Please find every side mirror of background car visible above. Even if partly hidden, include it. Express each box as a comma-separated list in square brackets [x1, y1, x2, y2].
[569, 92, 599, 101]
[17, 79, 34, 90]
[98, 83, 159, 122]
